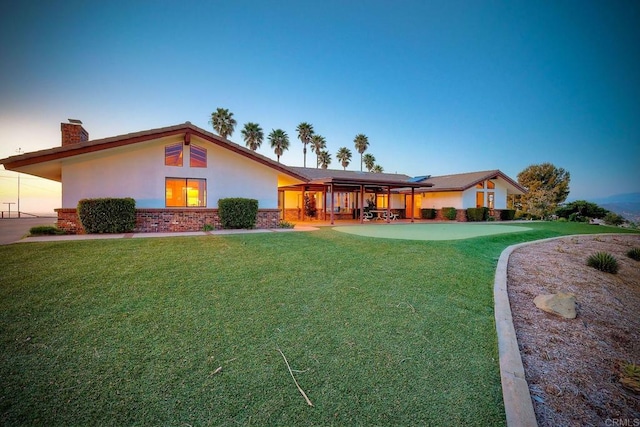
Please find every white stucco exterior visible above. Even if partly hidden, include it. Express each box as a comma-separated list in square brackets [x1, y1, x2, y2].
[61, 135, 281, 209]
[422, 178, 512, 210]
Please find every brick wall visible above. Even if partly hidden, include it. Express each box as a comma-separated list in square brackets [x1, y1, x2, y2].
[56, 208, 281, 234]
[61, 123, 89, 146]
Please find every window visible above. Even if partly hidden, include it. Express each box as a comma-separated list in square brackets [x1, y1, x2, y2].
[487, 180, 495, 189]
[476, 182, 484, 189]
[166, 178, 206, 207]
[488, 192, 495, 209]
[190, 144, 207, 168]
[476, 192, 484, 208]
[165, 143, 183, 166]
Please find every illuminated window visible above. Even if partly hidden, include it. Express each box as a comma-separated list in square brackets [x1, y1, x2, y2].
[476, 182, 484, 189]
[476, 192, 484, 208]
[165, 178, 206, 207]
[488, 192, 495, 209]
[165, 143, 183, 166]
[487, 180, 495, 189]
[190, 144, 207, 168]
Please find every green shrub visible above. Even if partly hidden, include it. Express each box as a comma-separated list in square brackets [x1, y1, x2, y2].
[442, 207, 457, 221]
[218, 198, 258, 229]
[202, 223, 215, 232]
[604, 212, 625, 226]
[627, 248, 640, 261]
[586, 252, 619, 274]
[29, 225, 65, 236]
[421, 209, 436, 219]
[77, 198, 136, 233]
[500, 209, 516, 221]
[278, 220, 295, 229]
[466, 207, 488, 222]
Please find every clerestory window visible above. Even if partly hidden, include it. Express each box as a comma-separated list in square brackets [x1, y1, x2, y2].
[165, 143, 183, 166]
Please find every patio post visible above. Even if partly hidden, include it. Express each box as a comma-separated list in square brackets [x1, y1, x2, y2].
[411, 188, 415, 223]
[386, 186, 391, 223]
[359, 184, 365, 223]
[330, 183, 335, 225]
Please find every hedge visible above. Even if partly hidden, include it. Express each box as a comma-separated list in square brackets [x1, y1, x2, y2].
[77, 198, 136, 233]
[500, 209, 516, 221]
[466, 207, 489, 222]
[421, 208, 437, 219]
[442, 207, 457, 221]
[218, 198, 258, 229]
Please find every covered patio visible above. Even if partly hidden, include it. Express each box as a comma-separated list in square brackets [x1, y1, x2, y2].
[279, 168, 431, 224]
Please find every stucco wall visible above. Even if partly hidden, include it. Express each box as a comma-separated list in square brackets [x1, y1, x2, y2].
[61, 135, 281, 209]
[421, 191, 463, 209]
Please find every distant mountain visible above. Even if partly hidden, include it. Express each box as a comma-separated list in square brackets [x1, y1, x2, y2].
[588, 193, 640, 223]
[590, 192, 640, 204]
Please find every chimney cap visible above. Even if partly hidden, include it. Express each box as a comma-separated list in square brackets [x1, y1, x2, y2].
[68, 118, 83, 124]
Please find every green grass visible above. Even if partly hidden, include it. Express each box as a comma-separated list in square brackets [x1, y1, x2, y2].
[0, 222, 636, 426]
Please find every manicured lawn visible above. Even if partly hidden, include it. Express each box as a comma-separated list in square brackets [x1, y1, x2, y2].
[0, 222, 636, 425]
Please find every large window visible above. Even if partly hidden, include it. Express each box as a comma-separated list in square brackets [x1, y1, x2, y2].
[165, 143, 183, 166]
[166, 178, 206, 207]
[190, 144, 207, 168]
[476, 192, 484, 208]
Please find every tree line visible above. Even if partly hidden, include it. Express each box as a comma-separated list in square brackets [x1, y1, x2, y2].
[209, 107, 384, 172]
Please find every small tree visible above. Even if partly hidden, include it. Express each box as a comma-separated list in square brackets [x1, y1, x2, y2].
[304, 194, 317, 218]
[556, 200, 608, 221]
[517, 163, 570, 219]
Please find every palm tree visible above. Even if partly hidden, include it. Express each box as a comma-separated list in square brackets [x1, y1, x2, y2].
[296, 122, 314, 168]
[241, 122, 264, 151]
[269, 129, 289, 162]
[336, 147, 352, 170]
[318, 150, 332, 169]
[310, 134, 326, 168]
[363, 153, 376, 172]
[372, 164, 384, 173]
[209, 108, 237, 139]
[353, 133, 369, 171]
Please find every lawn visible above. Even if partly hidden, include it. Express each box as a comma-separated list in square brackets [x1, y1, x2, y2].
[0, 222, 636, 426]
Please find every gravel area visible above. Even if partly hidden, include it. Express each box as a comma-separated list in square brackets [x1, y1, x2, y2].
[507, 233, 640, 426]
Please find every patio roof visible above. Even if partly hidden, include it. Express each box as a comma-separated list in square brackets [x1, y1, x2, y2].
[287, 167, 431, 189]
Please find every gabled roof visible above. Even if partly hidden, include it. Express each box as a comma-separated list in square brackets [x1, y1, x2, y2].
[419, 169, 526, 194]
[0, 122, 309, 182]
[288, 167, 430, 188]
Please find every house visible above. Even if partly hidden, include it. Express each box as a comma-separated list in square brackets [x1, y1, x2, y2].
[0, 121, 525, 233]
[398, 170, 527, 220]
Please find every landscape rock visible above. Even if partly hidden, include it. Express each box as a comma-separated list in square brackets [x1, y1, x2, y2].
[533, 292, 577, 319]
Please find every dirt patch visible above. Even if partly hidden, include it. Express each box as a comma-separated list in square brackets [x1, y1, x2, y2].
[507, 234, 640, 426]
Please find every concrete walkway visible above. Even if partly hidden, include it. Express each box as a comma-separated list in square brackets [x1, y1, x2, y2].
[0, 218, 319, 245]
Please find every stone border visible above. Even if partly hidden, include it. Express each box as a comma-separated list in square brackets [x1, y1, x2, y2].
[494, 237, 562, 427]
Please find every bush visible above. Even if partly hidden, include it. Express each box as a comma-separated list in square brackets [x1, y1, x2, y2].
[627, 248, 640, 261]
[202, 223, 215, 232]
[77, 198, 136, 233]
[466, 207, 488, 222]
[604, 212, 625, 226]
[29, 225, 65, 236]
[421, 209, 436, 219]
[500, 209, 516, 221]
[218, 198, 258, 229]
[278, 220, 295, 229]
[442, 207, 457, 221]
[586, 252, 619, 274]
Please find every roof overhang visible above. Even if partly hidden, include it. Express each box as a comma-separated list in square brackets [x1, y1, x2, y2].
[0, 123, 310, 183]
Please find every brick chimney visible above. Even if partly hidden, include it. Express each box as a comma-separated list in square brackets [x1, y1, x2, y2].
[61, 119, 89, 146]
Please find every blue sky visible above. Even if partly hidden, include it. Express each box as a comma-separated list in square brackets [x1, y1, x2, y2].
[1, 0, 639, 213]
